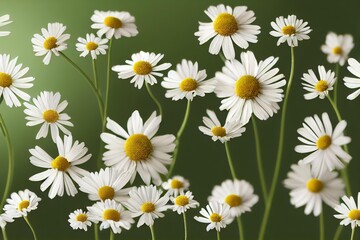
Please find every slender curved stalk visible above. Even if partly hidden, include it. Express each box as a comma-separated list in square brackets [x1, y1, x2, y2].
[24, 216, 38, 240]
[224, 142, 237, 179]
[2, 228, 8, 240]
[333, 63, 340, 105]
[145, 81, 163, 116]
[217, 231, 221, 240]
[237, 216, 244, 240]
[110, 230, 114, 240]
[150, 225, 156, 240]
[94, 223, 99, 240]
[333, 226, 343, 240]
[103, 38, 113, 131]
[320, 211, 325, 240]
[350, 227, 356, 240]
[92, 59, 99, 90]
[183, 212, 188, 240]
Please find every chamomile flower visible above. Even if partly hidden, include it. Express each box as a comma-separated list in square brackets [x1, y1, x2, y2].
[101, 111, 175, 185]
[161, 59, 215, 101]
[123, 185, 170, 227]
[194, 201, 233, 232]
[91, 10, 138, 39]
[194, 4, 260, 60]
[198, 109, 246, 143]
[334, 192, 360, 229]
[270, 15, 312, 47]
[301, 66, 336, 100]
[29, 135, 91, 199]
[24, 91, 73, 143]
[284, 162, 344, 216]
[215, 51, 286, 124]
[171, 191, 199, 214]
[343, 58, 360, 100]
[68, 209, 91, 231]
[31, 23, 70, 65]
[112, 51, 171, 89]
[0, 14, 11, 37]
[76, 33, 108, 59]
[87, 199, 134, 234]
[321, 32, 354, 66]
[295, 112, 351, 176]
[162, 176, 190, 197]
[0, 54, 34, 108]
[3, 189, 41, 217]
[0, 213, 15, 229]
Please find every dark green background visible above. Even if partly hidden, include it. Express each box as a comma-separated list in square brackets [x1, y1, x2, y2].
[1, 0, 360, 239]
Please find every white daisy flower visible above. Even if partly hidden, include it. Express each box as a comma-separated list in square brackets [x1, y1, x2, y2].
[194, 4, 260, 60]
[170, 190, 199, 214]
[68, 209, 92, 231]
[295, 112, 351, 176]
[24, 91, 73, 143]
[321, 32, 354, 66]
[162, 175, 190, 197]
[78, 167, 133, 202]
[29, 135, 91, 199]
[0, 14, 11, 37]
[87, 199, 134, 234]
[100, 111, 175, 185]
[76, 33, 108, 59]
[123, 185, 170, 227]
[0, 54, 34, 108]
[343, 58, 360, 100]
[270, 15, 312, 47]
[334, 192, 360, 229]
[198, 109, 246, 143]
[161, 59, 215, 101]
[112, 51, 171, 89]
[91, 10, 138, 39]
[301, 66, 336, 100]
[284, 162, 344, 216]
[194, 201, 233, 232]
[214, 51, 286, 124]
[0, 213, 15, 229]
[3, 189, 41, 217]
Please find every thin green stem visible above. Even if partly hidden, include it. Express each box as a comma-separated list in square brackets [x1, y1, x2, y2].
[183, 212, 188, 240]
[103, 38, 113, 131]
[259, 47, 295, 240]
[333, 226, 343, 240]
[237, 216, 244, 240]
[219, 53, 226, 63]
[92, 59, 99, 90]
[150, 225, 156, 240]
[23, 216, 38, 240]
[110, 230, 114, 240]
[2, 228, 8, 240]
[350, 227, 356, 240]
[145, 81, 163, 116]
[94, 223, 99, 240]
[217, 231, 221, 240]
[224, 142, 237, 180]
[320, 211, 325, 240]
[333, 63, 340, 105]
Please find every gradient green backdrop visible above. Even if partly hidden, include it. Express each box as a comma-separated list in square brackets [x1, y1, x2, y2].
[1, 0, 360, 239]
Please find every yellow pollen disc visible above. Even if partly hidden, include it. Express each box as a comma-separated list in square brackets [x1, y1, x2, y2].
[348, 210, 360, 220]
[104, 16, 122, 29]
[213, 13, 238, 36]
[332, 47, 343, 55]
[170, 179, 184, 189]
[306, 178, 324, 193]
[98, 186, 115, 201]
[179, 78, 198, 92]
[316, 135, 332, 150]
[315, 80, 328, 92]
[43, 36, 58, 50]
[18, 200, 30, 211]
[51, 156, 70, 171]
[103, 209, 120, 221]
[124, 134, 153, 161]
[133, 61, 153, 75]
[43, 110, 59, 123]
[282, 25, 296, 35]
[235, 75, 260, 99]
[210, 213, 222, 222]
[211, 126, 226, 137]
[225, 194, 242, 207]
[141, 202, 155, 213]
[0, 72, 12, 88]
[175, 195, 189, 206]
[86, 42, 98, 51]
[76, 214, 88, 222]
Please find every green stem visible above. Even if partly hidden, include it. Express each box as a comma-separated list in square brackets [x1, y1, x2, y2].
[145, 81, 163, 116]
[110, 230, 114, 240]
[24, 216, 38, 240]
[103, 38, 113, 131]
[92, 59, 99, 90]
[320, 211, 325, 240]
[219, 53, 226, 63]
[259, 47, 295, 240]
[183, 212, 188, 240]
[333, 63, 340, 105]
[2, 228, 8, 240]
[237, 216, 244, 240]
[150, 225, 156, 240]
[94, 223, 99, 240]
[333, 226, 343, 240]
[167, 100, 191, 178]
[224, 142, 237, 180]
[217, 231, 221, 240]
[350, 227, 356, 240]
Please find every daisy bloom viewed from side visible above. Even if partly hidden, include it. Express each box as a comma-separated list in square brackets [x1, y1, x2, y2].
[321, 32, 354, 66]
[334, 192, 360, 229]
[68, 209, 91, 231]
[31, 23, 70, 65]
[0, 14, 12, 37]
[76, 33, 108, 59]
[270, 15, 312, 47]
[171, 190, 199, 214]
[162, 175, 190, 197]
[343, 58, 360, 100]
[112, 51, 171, 89]
[301, 66, 336, 100]
[194, 4, 260, 59]
[3, 189, 41, 217]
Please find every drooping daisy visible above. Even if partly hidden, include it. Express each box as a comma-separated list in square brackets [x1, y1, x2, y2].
[162, 175, 190, 197]
[0, 14, 11, 37]
[295, 112, 351, 176]
[101, 111, 175, 185]
[214, 51, 286, 124]
[343, 58, 360, 100]
[24, 91, 73, 143]
[194, 4, 260, 60]
[123, 185, 170, 227]
[171, 190, 199, 214]
[198, 109, 246, 143]
[194, 201, 233, 232]
[284, 162, 344, 216]
[3, 189, 41, 217]
[29, 135, 91, 199]
[0, 213, 15, 229]
[301, 66, 336, 100]
[31, 22, 70, 65]
[270, 15, 312, 47]
[68, 209, 92, 231]
[0, 54, 34, 108]
[87, 199, 134, 234]
[112, 51, 171, 89]
[76, 33, 108, 59]
[321, 32, 354, 66]
[334, 192, 360, 229]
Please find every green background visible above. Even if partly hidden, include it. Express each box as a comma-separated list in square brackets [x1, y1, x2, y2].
[1, 0, 360, 239]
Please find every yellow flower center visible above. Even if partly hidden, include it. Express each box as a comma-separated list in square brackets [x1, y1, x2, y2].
[43, 36, 58, 50]
[316, 135, 332, 150]
[103, 209, 120, 221]
[170, 179, 184, 189]
[211, 126, 226, 137]
[104, 16, 122, 29]
[18, 200, 30, 211]
[175, 195, 189, 206]
[43, 110, 59, 123]
[348, 210, 360, 220]
[315, 80, 328, 92]
[76, 213, 88, 222]
[306, 178, 324, 193]
[98, 186, 115, 201]
[141, 202, 155, 213]
[213, 13, 238, 36]
[235, 75, 260, 99]
[179, 78, 198, 92]
[282, 26, 296, 35]
[0, 72, 12, 88]
[332, 47, 343, 55]
[86, 42, 98, 51]
[133, 61, 153, 75]
[210, 213, 222, 222]
[225, 194, 242, 207]
[51, 156, 70, 171]
[124, 134, 153, 161]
